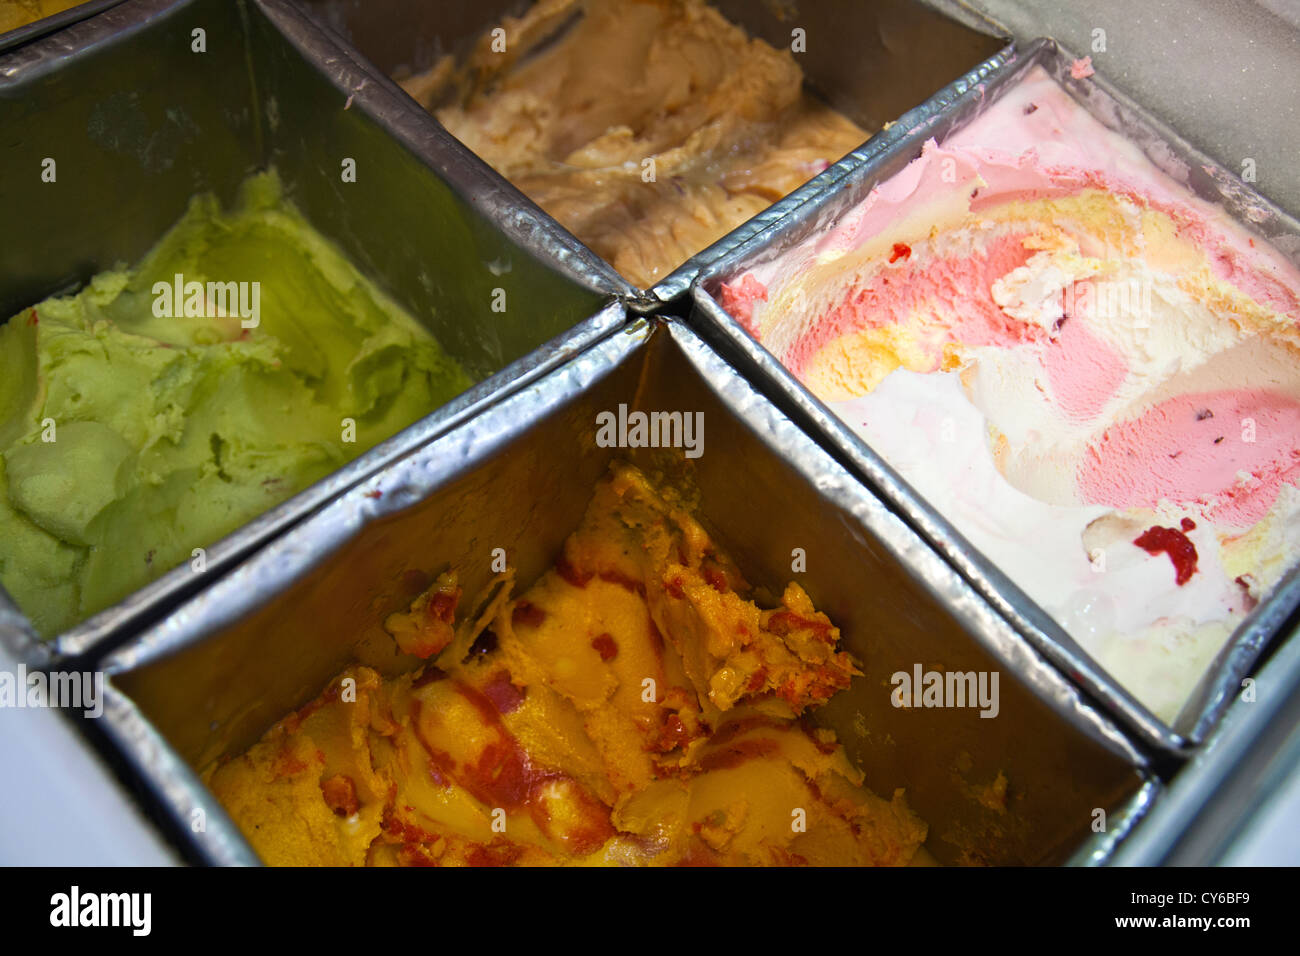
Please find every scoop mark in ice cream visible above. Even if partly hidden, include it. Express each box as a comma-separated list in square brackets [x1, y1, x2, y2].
[1044, 303, 1128, 422]
[1078, 389, 1300, 527]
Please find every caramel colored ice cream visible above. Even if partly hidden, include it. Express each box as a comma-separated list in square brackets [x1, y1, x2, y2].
[209, 462, 927, 866]
[400, 0, 868, 289]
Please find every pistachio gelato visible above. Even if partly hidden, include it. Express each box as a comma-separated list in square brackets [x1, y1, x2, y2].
[0, 170, 470, 637]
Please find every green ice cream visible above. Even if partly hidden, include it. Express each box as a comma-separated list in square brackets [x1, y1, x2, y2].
[0, 170, 471, 637]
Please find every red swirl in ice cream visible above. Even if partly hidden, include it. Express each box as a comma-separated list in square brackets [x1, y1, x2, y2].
[720, 65, 1300, 721]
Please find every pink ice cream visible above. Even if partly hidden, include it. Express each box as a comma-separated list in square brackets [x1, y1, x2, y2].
[1079, 389, 1300, 527]
[717, 64, 1300, 723]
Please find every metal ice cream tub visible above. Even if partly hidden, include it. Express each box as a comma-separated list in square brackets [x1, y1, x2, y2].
[689, 38, 1300, 755]
[287, 0, 1014, 300]
[93, 316, 1152, 866]
[0, 0, 631, 667]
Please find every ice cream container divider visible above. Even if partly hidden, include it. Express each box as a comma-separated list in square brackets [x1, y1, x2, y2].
[0, 0, 633, 667]
[287, 0, 1012, 301]
[93, 315, 1152, 866]
[688, 36, 1300, 756]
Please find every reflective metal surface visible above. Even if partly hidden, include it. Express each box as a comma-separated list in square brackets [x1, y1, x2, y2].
[100, 316, 1149, 866]
[0, 0, 629, 665]
[690, 38, 1300, 755]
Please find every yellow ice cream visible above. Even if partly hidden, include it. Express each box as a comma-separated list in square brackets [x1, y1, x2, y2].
[209, 462, 927, 866]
